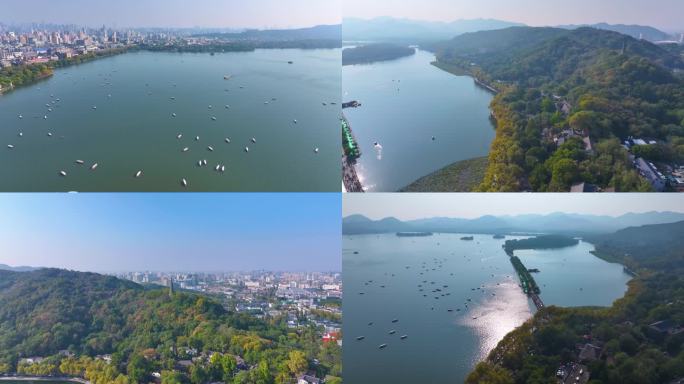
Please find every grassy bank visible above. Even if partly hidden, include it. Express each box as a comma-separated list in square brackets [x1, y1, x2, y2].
[399, 156, 488, 192]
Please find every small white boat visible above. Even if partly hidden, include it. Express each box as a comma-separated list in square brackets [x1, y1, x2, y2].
[208, 105, 213, 109]
[314, 148, 319, 153]
[264, 101, 269, 104]
[198, 160, 203, 166]
[172, 113, 177, 117]
[211, 116, 217, 121]
[44, 115, 48, 119]
[76, 160, 84, 165]
[135, 170, 142, 178]
[195, 136, 200, 141]
[293, 119, 298, 124]
[221, 165, 225, 172]
[59, 170, 67, 176]
[7, 145, 15, 149]
[92, 106, 97, 110]
[225, 105, 230, 109]
[91, 163, 98, 170]
[207, 146, 214, 152]
[177, 134, 183, 139]
[181, 178, 188, 187]
[182, 147, 189, 152]
[224, 75, 232, 80]
[203, 159, 207, 165]
[215, 164, 220, 171]
[244, 147, 249, 153]
[225, 138, 231, 143]
[18, 114, 23, 119]
[47, 132, 52, 137]
[18, 132, 23, 137]
[251, 138, 256, 143]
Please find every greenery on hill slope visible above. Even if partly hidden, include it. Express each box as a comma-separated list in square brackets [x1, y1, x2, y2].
[435, 27, 684, 191]
[0, 269, 341, 384]
[466, 220, 684, 384]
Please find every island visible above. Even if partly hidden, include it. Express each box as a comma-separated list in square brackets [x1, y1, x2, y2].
[396, 232, 433, 237]
[503, 234, 580, 255]
[342, 43, 416, 65]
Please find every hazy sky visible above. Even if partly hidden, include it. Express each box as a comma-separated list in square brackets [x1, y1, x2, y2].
[0, 193, 340, 272]
[344, 0, 684, 31]
[2, 0, 341, 29]
[343, 193, 684, 220]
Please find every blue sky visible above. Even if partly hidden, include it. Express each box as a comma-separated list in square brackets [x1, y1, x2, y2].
[2, 0, 341, 29]
[0, 193, 341, 272]
[344, 0, 684, 31]
[343, 193, 684, 220]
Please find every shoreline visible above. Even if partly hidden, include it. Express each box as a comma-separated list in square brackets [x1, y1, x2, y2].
[0, 376, 89, 384]
[399, 156, 488, 192]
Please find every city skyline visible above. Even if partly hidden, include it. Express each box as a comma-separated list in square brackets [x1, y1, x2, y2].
[344, 0, 684, 32]
[0, 193, 341, 272]
[2, 0, 341, 30]
[343, 193, 684, 220]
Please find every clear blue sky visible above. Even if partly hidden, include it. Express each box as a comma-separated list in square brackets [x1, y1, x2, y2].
[343, 193, 684, 221]
[0, 193, 341, 272]
[344, 0, 684, 31]
[2, 0, 341, 29]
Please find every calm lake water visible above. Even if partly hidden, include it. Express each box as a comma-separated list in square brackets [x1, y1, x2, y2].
[0, 49, 340, 191]
[343, 233, 631, 384]
[342, 50, 495, 192]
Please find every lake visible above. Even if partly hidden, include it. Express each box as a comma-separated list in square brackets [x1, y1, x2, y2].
[343, 233, 631, 383]
[0, 49, 340, 191]
[342, 49, 495, 192]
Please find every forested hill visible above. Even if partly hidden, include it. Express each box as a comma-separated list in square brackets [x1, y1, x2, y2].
[0, 269, 341, 384]
[588, 220, 684, 271]
[434, 26, 684, 192]
[436, 26, 683, 86]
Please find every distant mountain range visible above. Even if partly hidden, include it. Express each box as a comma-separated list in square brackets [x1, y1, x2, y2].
[342, 211, 684, 235]
[343, 17, 679, 45]
[557, 23, 676, 42]
[196, 24, 341, 41]
[0, 263, 39, 272]
[343, 17, 523, 43]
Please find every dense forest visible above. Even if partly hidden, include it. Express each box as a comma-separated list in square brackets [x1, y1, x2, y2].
[434, 27, 684, 191]
[0, 269, 341, 384]
[342, 43, 415, 65]
[466, 220, 684, 384]
[504, 235, 579, 254]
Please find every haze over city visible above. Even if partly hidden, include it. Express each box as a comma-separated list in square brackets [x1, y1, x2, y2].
[0, 193, 341, 272]
[343, 194, 684, 220]
[344, 0, 684, 31]
[1, 0, 342, 29]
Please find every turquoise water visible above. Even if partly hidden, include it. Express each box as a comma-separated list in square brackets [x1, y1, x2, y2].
[0, 49, 340, 191]
[342, 49, 495, 192]
[343, 234, 631, 383]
